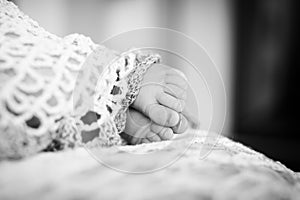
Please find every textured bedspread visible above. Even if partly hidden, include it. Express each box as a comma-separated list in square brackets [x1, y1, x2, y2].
[0, 130, 299, 200]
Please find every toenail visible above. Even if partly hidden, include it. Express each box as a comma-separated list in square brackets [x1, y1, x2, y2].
[168, 112, 179, 126]
[174, 115, 182, 130]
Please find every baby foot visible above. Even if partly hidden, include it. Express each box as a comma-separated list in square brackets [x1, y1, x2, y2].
[121, 108, 174, 145]
[132, 64, 188, 128]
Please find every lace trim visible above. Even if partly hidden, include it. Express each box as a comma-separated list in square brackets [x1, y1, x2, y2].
[47, 51, 160, 150]
[0, 0, 160, 157]
[114, 52, 161, 133]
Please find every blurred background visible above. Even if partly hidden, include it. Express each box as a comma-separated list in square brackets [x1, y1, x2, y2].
[12, 0, 300, 171]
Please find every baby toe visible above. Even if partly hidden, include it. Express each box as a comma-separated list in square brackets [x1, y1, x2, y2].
[130, 127, 150, 145]
[164, 83, 187, 100]
[146, 131, 161, 142]
[146, 104, 180, 127]
[166, 68, 187, 80]
[172, 114, 189, 134]
[165, 108, 180, 126]
[150, 124, 174, 140]
[141, 138, 151, 143]
[164, 73, 188, 90]
[130, 136, 142, 145]
[156, 92, 185, 112]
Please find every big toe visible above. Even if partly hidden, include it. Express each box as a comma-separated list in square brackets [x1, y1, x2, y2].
[156, 92, 185, 113]
[163, 83, 187, 100]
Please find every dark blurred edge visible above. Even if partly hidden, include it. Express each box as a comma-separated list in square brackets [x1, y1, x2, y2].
[233, 0, 300, 171]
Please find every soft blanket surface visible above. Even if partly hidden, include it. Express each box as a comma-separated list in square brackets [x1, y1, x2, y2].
[0, 130, 299, 200]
